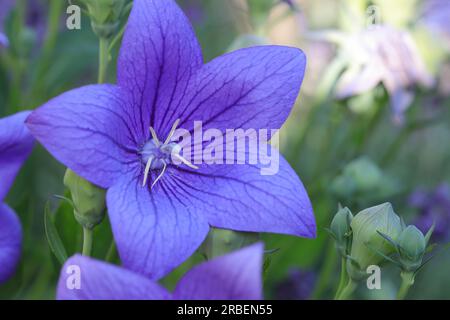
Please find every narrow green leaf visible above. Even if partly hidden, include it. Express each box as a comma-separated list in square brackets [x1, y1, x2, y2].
[44, 201, 68, 265]
[365, 242, 401, 267]
[424, 222, 436, 245]
[376, 230, 398, 249]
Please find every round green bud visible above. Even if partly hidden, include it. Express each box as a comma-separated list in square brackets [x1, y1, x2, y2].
[347, 203, 403, 281]
[64, 169, 106, 230]
[330, 207, 353, 256]
[397, 225, 427, 272]
[81, 0, 127, 38]
[90, 21, 120, 39]
[331, 157, 397, 201]
[199, 228, 260, 260]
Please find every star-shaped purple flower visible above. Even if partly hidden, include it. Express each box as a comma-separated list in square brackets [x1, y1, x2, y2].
[57, 243, 263, 300]
[0, 111, 34, 283]
[26, 0, 315, 279]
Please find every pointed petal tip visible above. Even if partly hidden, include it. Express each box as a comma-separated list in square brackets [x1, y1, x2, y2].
[0, 204, 22, 284]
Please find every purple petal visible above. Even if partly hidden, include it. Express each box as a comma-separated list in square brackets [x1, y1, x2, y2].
[0, 111, 34, 201]
[168, 147, 316, 238]
[174, 243, 264, 300]
[57, 255, 170, 300]
[106, 172, 210, 279]
[0, 32, 8, 48]
[172, 46, 306, 135]
[118, 0, 203, 139]
[0, 204, 22, 284]
[26, 85, 139, 188]
[390, 89, 414, 124]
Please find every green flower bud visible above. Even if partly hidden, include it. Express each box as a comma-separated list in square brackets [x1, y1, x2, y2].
[396, 225, 427, 272]
[64, 169, 106, 229]
[81, 0, 127, 38]
[329, 207, 353, 256]
[199, 228, 260, 260]
[331, 157, 398, 202]
[347, 203, 403, 281]
[331, 157, 382, 198]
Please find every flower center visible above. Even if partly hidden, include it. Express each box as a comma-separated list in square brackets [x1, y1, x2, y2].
[141, 140, 180, 169]
[140, 119, 198, 188]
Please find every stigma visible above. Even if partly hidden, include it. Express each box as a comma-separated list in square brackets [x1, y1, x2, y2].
[140, 119, 198, 188]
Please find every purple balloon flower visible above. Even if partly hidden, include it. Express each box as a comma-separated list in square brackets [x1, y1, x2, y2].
[57, 243, 263, 300]
[275, 269, 316, 300]
[26, 0, 315, 279]
[409, 183, 450, 242]
[0, 111, 34, 283]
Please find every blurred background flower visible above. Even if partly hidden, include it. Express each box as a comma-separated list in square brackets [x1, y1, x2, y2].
[0, 0, 14, 48]
[409, 183, 450, 242]
[274, 269, 317, 300]
[315, 25, 434, 124]
[0, 33, 8, 48]
[420, 0, 450, 49]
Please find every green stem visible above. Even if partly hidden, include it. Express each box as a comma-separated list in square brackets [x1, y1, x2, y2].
[380, 117, 440, 166]
[334, 257, 348, 299]
[290, 56, 346, 160]
[336, 279, 357, 300]
[396, 272, 415, 300]
[30, 0, 64, 103]
[82, 227, 93, 256]
[105, 241, 117, 262]
[98, 37, 110, 84]
[7, 0, 25, 111]
[354, 102, 385, 155]
[42, 0, 64, 59]
[107, 3, 132, 52]
[311, 241, 337, 299]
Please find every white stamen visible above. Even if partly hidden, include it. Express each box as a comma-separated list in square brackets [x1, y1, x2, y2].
[164, 118, 180, 145]
[151, 161, 167, 188]
[142, 119, 198, 188]
[172, 153, 198, 170]
[149, 127, 161, 146]
[142, 156, 154, 187]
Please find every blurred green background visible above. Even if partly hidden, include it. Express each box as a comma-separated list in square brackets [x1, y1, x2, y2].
[0, 0, 449, 299]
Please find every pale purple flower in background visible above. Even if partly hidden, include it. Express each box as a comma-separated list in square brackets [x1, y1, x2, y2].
[409, 183, 450, 242]
[275, 269, 316, 300]
[57, 243, 263, 300]
[27, 0, 316, 280]
[420, 0, 450, 49]
[319, 25, 434, 124]
[0, 112, 34, 283]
